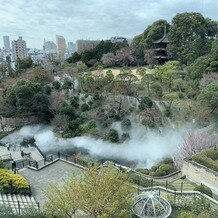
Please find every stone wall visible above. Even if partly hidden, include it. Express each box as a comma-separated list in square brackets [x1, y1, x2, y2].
[0, 116, 39, 128]
[182, 158, 218, 194]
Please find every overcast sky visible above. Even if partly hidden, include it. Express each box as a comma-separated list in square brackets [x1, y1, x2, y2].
[0, 0, 217, 49]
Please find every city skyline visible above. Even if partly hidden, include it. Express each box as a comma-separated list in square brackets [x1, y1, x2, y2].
[0, 0, 217, 48]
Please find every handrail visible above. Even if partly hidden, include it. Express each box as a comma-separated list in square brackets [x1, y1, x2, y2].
[140, 186, 218, 205]
[13, 152, 88, 170]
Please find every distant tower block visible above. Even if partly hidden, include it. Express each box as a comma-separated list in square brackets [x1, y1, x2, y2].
[3, 36, 10, 52]
[56, 35, 66, 60]
[12, 36, 28, 61]
[153, 26, 170, 65]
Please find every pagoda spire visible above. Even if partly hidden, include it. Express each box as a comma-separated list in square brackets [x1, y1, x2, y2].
[164, 24, 167, 37]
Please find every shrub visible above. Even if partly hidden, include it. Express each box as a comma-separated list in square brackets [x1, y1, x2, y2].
[141, 97, 153, 108]
[93, 92, 102, 100]
[158, 163, 173, 173]
[129, 173, 152, 187]
[150, 165, 158, 172]
[121, 133, 130, 141]
[194, 185, 213, 197]
[121, 118, 131, 130]
[0, 159, 4, 168]
[81, 103, 90, 112]
[163, 157, 174, 164]
[204, 147, 218, 160]
[135, 168, 150, 175]
[192, 149, 218, 172]
[104, 129, 119, 143]
[150, 83, 163, 98]
[153, 168, 166, 176]
[0, 169, 29, 194]
[52, 81, 61, 90]
[142, 117, 155, 128]
[70, 96, 79, 108]
[177, 92, 184, 99]
[164, 106, 172, 117]
[91, 100, 101, 108]
[44, 85, 52, 95]
[62, 77, 72, 90]
[87, 120, 97, 129]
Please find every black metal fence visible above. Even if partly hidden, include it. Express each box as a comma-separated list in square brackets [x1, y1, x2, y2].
[12, 152, 90, 171]
[139, 186, 218, 208]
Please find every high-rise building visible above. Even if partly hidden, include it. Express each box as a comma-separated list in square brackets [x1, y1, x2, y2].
[12, 36, 27, 61]
[43, 39, 57, 55]
[67, 42, 75, 54]
[56, 35, 66, 60]
[76, 40, 100, 53]
[3, 36, 10, 52]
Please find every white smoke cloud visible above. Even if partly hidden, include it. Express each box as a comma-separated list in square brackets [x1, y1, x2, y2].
[0, 123, 191, 168]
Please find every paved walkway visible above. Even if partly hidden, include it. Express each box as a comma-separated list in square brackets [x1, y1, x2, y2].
[0, 145, 44, 162]
[19, 160, 83, 207]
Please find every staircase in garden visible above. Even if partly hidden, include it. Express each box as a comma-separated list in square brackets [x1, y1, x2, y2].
[0, 193, 39, 215]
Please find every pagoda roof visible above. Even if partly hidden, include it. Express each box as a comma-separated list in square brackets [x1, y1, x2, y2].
[154, 48, 167, 51]
[154, 35, 169, 44]
[154, 55, 169, 59]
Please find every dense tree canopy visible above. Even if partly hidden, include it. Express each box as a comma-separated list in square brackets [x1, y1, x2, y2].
[132, 19, 170, 52]
[44, 166, 133, 218]
[168, 12, 218, 65]
[132, 12, 217, 66]
[67, 40, 129, 67]
[28, 66, 53, 86]
[186, 38, 218, 80]
[154, 61, 181, 90]
[1, 80, 50, 117]
[15, 56, 33, 74]
[197, 80, 218, 113]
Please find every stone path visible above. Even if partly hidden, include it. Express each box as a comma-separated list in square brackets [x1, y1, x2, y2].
[19, 160, 83, 207]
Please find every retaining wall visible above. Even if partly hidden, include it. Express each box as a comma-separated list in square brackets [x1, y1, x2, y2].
[182, 158, 218, 195]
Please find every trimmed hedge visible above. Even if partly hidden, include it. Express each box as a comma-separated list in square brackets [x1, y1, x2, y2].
[129, 172, 176, 190]
[121, 118, 131, 130]
[192, 147, 218, 172]
[129, 173, 152, 187]
[204, 147, 218, 160]
[136, 157, 176, 177]
[0, 169, 29, 194]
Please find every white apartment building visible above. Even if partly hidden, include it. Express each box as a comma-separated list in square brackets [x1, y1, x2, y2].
[12, 36, 27, 61]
